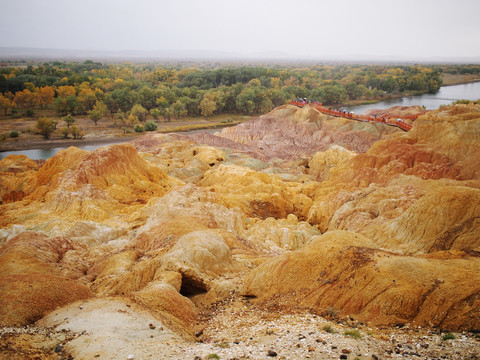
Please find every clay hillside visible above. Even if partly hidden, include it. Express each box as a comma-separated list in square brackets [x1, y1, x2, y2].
[1, 103, 479, 359]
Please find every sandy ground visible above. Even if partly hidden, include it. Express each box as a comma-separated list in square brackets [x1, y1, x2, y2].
[2, 295, 479, 360]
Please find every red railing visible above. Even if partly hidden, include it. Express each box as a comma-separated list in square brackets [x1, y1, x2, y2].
[290, 101, 419, 131]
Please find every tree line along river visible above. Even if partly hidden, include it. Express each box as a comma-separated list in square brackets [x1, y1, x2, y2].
[1, 82, 479, 160]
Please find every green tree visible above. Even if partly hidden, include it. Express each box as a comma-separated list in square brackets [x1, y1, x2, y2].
[172, 100, 187, 119]
[321, 85, 347, 105]
[131, 104, 148, 122]
[267, 89, 286, 107]
[258, 97, 274, 113]
[63, 113, 75, 128]
[149, 108, 161, 121]
[345, 83, 367, 100]
[36, 117, 57, 139]
[107, 88, 137, 113]
[162, 107, 175, 122]
[89, 101, 108, 126]
[54, 95, 78, 116]
[138, 86, 157, 110]
[236, 88, 256, 114]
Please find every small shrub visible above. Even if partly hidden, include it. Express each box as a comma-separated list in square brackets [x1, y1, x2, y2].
[121, 126, 132, 134]
[70, 126, 85, 139]
[134, 124, 144, 133]
[344, 329, 362, 339]
[441, 332, 456, 341]
[207, 354, 220, 359]
[61, 127, 70, 138]
[24, 109, 35, 117]
[214, 341, 230, 349]
[322, 324, 336, 334]
[63, 113, 75, 127]
[144, 120, 158, 131]
[9, 130, 19, 138]
[36, 117, 56, 139]
[326, 306, 338, 319]
[0, 134, 6, 141]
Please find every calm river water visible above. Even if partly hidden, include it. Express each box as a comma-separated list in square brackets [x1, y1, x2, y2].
[345, 81, 480, 114]
[0, 128, 220, 160]
[1, 82, 479, 160]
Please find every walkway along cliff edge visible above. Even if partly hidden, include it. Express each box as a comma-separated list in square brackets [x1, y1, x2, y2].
[290, 100, 425, 131]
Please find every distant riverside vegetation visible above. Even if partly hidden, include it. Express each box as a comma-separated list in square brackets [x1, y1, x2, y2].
[1, 61, 479, 122]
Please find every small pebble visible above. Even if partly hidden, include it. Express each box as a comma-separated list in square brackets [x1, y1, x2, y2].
[267, 349, 278, 357]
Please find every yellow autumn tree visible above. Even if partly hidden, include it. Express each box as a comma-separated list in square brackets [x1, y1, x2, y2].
[36, 86, 55, 109]
[199, 93, 217, 119]
[0, 94, 16, 115]
[78, 88, 97, 113]
[56, 85, 76, 98]
[13, 89, 39, 109]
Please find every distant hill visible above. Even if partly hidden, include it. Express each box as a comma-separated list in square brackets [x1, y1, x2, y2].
[0, 46, 479, 63]
[0, 47, 241, 61]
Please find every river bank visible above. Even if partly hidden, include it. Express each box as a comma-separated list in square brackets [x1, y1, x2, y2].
[440, 73, 480, 86]
[0, 114, 249, 153]
[340, 75, 480, 108]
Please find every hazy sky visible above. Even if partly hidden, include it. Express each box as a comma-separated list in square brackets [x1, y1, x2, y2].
[2, 0, 480, 60]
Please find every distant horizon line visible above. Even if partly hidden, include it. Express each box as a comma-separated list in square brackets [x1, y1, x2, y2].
[1, 46, 480, 64]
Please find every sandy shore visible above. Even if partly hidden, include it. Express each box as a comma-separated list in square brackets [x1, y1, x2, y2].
[0, 135, 137, 152]
[0, 127, 225, 153]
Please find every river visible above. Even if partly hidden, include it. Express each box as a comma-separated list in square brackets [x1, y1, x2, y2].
[1, 82, 479, 160]
[344, 81, 480, 114]
[0, 128, 220, 160]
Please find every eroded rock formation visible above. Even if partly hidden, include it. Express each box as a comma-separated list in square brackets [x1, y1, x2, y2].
[1, 103, 479, 357]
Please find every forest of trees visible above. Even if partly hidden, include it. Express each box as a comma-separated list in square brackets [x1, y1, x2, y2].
[0, 61, 475, 125]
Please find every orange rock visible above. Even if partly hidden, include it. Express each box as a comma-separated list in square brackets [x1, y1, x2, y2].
[0, 232, 91, 325]
[242, 230, 480, 331]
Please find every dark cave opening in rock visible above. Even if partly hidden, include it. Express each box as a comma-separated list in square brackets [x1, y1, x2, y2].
[179, 273, 208, 297]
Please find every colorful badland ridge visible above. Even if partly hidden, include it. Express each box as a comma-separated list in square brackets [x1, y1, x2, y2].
[0, 103, 479, 357]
